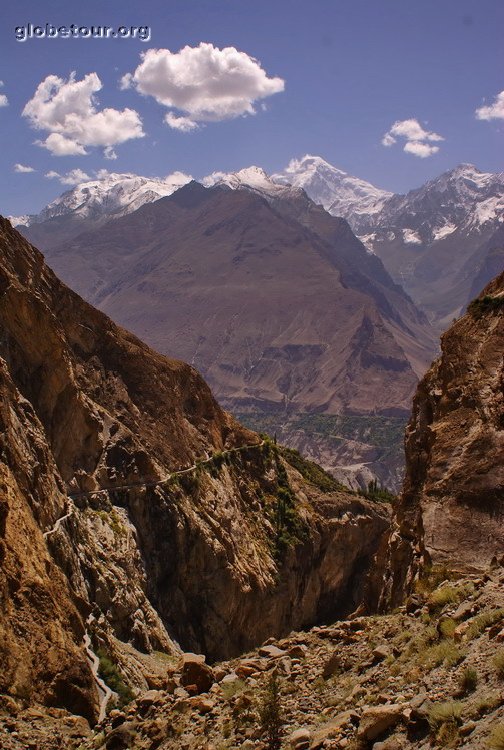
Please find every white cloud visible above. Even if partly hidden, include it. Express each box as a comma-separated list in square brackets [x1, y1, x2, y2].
[164, 112, 199, 132]
[382, 118, 444, 158]
[23, 72, 144, 156]
[476, 91, 504, 121]
[403, 141, 440, 158]
[0, 94, 8, 107]
[122, 43, 285, 131]
[45, 168, 91, 185]
[39, 132, 88, 156]
[14, 163, 35, 173]
[201, 171, 228, 186]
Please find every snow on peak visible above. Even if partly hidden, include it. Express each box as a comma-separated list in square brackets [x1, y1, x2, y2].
[373, 163, 504, 241]
[8, 215, 31, 227]
[271, 155, 393, 231]
[202, 165, 300, 199]
[23, 170, 193, 227]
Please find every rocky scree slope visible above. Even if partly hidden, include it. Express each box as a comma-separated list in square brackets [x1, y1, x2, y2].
[5, 566, 503, 750]
[0, 217, 391, 720]
[382, 272, 504, 608]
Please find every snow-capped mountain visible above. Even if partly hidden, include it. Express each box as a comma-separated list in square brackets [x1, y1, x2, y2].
[10, 171, 193, 228]
[271, 155, 393, 232]
[366, 163, 504, 242]
[202, 165, 301, 200]
[361, 164, 504, 327]
[10, 159, 503, 330]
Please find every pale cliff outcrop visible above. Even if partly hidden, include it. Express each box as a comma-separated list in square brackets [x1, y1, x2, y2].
[0, 217, 390, 718]
[383, 272, 504, 604]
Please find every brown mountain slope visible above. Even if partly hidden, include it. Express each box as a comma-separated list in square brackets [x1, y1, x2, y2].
[0, 216, 391, 718]
[27, 183, 437, 490]
[36, 183, 435, 416]
[383, 272, 504, 606]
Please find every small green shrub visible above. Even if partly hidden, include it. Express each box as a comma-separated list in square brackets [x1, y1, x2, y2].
[428, 701, 463, 732]
[428, 585, 464, 611]
[459, 666, 478, 693]
[221, 678, 246, 701]
[472, 692, 501, 717]
[494, 649, 504, 679]
[421, 641, 465, 669]
[488, 724, 504, 750]
[439, 617, 457, 639]
[415, 565, 455, 596]
[466, 608, 504, 639]
[97, 650, 134, 707]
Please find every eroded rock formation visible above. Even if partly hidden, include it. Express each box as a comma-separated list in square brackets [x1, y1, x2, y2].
[383, 272, 504, 605]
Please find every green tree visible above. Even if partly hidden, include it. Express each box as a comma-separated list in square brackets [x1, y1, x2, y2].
[259, 671, 283, 749]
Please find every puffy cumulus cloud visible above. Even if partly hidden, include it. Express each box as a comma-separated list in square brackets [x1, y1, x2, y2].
[121, 43, 285, 131]
[23, 72, 144, 156]
[14, 163, 35, 173]
[403, 141, 440, 158]
[476, 91, 504, 121]
[45, 168, 91, 185]
[0, 94, 8, 107]
[382, 118, 444, 158]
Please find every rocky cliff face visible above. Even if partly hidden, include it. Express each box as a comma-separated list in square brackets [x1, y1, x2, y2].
[0, 217, 391, 720]
[383, 272, 504, 605]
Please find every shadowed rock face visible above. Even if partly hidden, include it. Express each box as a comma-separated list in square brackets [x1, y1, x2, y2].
[0, 216, 391, 715]
[383, 272, 504, 604]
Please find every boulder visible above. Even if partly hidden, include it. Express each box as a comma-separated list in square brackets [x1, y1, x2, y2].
[357, 705, 404, 742]
[289, 727, 311, 749]
[322, 651, 342, 679]
[180, 653, 214, 694]
[258, 645, 288, 658]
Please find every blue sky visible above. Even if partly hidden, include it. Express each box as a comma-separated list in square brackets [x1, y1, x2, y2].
[1, 0, 503, 215]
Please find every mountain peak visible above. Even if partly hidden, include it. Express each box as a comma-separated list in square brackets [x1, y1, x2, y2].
[272, 155, 393, 231]
[201, 165, 300, 199]
[12, 170, 194, 228]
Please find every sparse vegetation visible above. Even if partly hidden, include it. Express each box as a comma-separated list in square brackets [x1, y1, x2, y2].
[270, 450, 308, 558]
[97, 649, 134, 707]
[493, 649, 504, 679]
[428, 701, 463, 743]
[221, 678, 246, 701]
[439, 617, 457, 639]
[459, 665, 478, 693]
[259, 672, 284, 750]
[488, 724, 504, 750]
[473, 692, 501, 717]
[468, 294, 504, 318]
[428, 583, 472, 612]
[415, 565, 457, 597]
[466, 608, 504, 640]
[361, 478, 396, 503]
[280, 446, 343, 493]
[421, 640, 465, 669]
